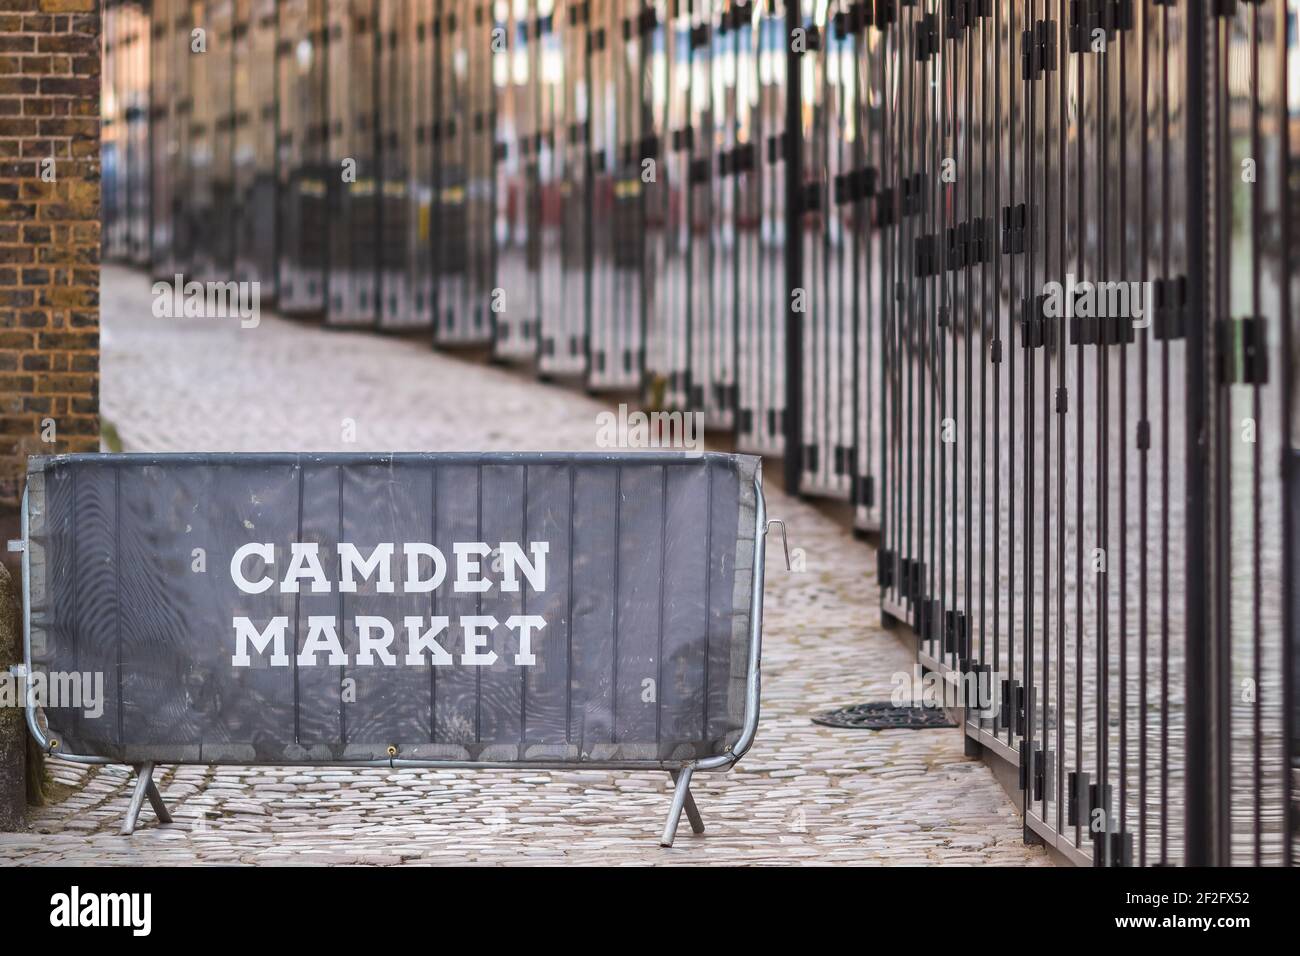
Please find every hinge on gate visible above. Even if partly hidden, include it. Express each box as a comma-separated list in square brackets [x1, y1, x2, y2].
[672, 126, 693, 153]
[919, 598, 936, 642]
[1218, 317, 1269, 386]
[690, 385, 706, 410]
[622, 348, 644, 374]
[1071, 311, 1135, 346]
[898, 557, 913, 598]
[874, 187, 897, 227]
[901, 172, 926, 216]
[854, 473, 875, 509]
[944, 0, 971, 38]
[801, 181, 822, 214]
[913, 13, 938, 60]
[720, 144, 755, 176]
[801, 23, 822, 52]
[713, 382, 739, 411]
[1056, 386, 1068, 415]
[767, 408, 784, 436]
[766, 131, 791, 164]
[989, 338, 1003, 363]
[802, 444, 819, 473]
[1151, 275, 1188, 340]
[1067, 770, 1090, 826]
[1136, 419, 1150, 450]
[834, 167, 877, 205]
[945, 217, 993, 270]
[999, 678, 1016, 730]
[831, 1, 868, 38]
[929, 600, 945, 644]
[1018, 741, 1033, 791]
[739, 408, 754, 433]
[833, 445, 856, 476]
[689, 157, 710, 184]
[1022, 19, 1057, 80]
[1068, 0, 1130, 52]
[942, 609, 961, 655]
[1108, 830, 1134, 867]
[875, 0, 897, 28]
[1021, 745, 1051, 801]
[1020, 294, 1056, 349]
[725, 0, 753, 31]
[1001, 202, 1027, 254]
[877, 548, 895, 588]
[914, 234, 940, 278]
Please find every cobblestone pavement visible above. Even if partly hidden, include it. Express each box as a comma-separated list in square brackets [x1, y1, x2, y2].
[0, 266, 1051, 865]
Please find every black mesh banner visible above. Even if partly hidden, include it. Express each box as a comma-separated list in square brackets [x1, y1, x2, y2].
[24, 452, 762, 766]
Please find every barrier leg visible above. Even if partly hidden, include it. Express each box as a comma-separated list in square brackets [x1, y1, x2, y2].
[120, 762, 171, 835]
[673, 770, 706, 835]
[661, 767, 703, 847]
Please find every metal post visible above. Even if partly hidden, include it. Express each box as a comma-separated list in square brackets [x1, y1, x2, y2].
[670, 769, 705, 836]
[783, 0, 803, 495]
[120, 762, 171, 836]
[1182, 0, 1214, 868]
[660, 765, 697, 847]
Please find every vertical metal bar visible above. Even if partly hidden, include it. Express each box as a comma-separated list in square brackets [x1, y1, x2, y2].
[1248, 0, 1263, 867]
[783, 0, 803, 493]
[431, 463, 439, 741]
[1276, 0, 1296, 871]
[1137, 0, 1150, 866]
[1182, 0, 1213, 868]
[1274, 0, 1294, 874]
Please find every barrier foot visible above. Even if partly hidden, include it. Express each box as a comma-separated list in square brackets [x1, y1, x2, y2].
[661, 767, 703, 847]
[120, 762, 171, 835]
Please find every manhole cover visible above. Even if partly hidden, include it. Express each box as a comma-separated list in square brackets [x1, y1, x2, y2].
[811, 702, 957, 730]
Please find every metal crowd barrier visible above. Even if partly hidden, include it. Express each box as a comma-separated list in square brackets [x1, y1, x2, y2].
[98, 0, 1298, 866]
[17, 452, 769, 845]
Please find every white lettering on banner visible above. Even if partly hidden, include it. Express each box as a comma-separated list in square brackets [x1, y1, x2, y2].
[229, 541, 550, 667]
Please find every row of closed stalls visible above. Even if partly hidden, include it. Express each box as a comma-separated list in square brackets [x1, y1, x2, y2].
[105, 0, 798, 453]
[103, 0, 1299, 867]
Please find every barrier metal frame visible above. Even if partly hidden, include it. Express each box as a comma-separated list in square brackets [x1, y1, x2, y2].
[13, 455, 772, 847]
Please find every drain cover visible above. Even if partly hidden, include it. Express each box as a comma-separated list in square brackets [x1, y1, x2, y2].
[812, 702, 957, 730]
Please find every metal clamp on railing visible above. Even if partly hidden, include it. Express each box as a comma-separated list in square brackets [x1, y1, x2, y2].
[765, 519, 792, 570]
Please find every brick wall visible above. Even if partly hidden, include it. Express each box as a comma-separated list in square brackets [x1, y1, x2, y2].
[0, 0, 101, 521]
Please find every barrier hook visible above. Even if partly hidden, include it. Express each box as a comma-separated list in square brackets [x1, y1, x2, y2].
[764, 519, 792, 571]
